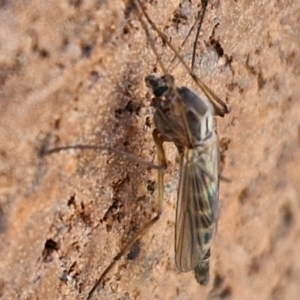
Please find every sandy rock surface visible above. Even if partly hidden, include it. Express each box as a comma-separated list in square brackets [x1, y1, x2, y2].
[0, 0, 300, 299]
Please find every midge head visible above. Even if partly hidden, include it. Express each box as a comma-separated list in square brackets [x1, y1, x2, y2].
[145, 74, 215, 149]
[145, 74, 175, 98]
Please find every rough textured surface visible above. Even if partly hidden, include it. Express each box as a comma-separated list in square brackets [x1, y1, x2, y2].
[0, 0, 300, 299]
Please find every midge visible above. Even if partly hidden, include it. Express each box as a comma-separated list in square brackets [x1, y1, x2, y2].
[44, 0, 229, 299]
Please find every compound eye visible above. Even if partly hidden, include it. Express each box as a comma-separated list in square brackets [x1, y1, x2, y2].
[153, 85, 169, 97]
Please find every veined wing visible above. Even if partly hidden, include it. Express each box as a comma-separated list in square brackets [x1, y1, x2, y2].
[175, 135, 219, 272]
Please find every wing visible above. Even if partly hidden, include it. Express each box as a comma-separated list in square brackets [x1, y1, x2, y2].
[175, 135, 219, 272]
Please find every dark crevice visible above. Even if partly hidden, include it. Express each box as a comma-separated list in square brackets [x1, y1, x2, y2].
[209, 38, 224, 57]
[81, 43, 94, 58]
[127, 240, 141, 260]
[42, 239, 59, 262]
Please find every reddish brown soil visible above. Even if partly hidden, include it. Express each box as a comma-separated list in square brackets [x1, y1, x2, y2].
[0, 1, 300, 299]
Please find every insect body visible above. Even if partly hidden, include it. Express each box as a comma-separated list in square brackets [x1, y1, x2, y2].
[43, 1, 229, 298]
[85, 1, 230, 297]
[146, 73, 219, 285]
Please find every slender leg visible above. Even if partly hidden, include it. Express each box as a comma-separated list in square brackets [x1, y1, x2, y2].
[152, 129, 168, 214]
[191, 0, 209, 71]
[41, 143, 162, 170]
[86, 216, 160, 300]
[86, 130, 168, 300]
[134, 0, 229, 117]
